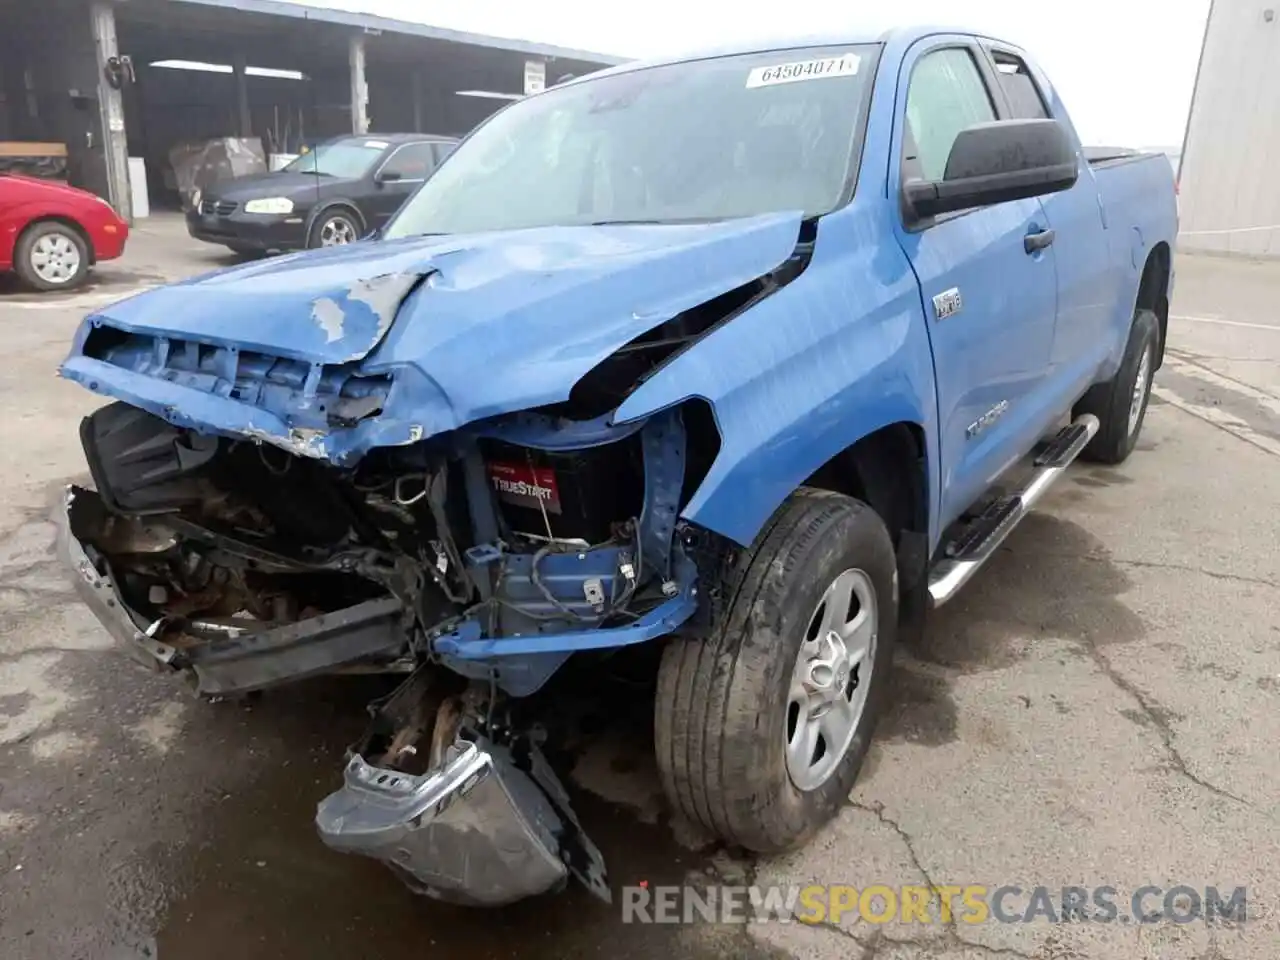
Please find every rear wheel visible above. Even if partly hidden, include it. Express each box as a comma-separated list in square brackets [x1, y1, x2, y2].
[14, 221, 89, 291]
[1073, 308, 1160, 465]
[655, 489, 897, 853]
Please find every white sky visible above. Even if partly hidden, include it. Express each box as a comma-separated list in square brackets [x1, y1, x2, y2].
[282, 0, 1211, 148]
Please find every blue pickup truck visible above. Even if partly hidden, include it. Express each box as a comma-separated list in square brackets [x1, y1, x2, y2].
[57, 26, 1176, 906]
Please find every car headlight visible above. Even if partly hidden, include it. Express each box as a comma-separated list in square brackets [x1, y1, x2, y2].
[190, 189, 202, 210]
[244, 197, 294, 215]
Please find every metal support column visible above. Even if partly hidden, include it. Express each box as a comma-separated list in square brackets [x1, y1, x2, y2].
[411, 70, 423, 133]
[90, 1, 131, 219]
[349, 34, 369, 135]
[233, 54, 252, 137]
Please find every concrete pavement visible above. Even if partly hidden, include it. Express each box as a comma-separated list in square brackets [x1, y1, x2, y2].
[1, 224, 1277, 960]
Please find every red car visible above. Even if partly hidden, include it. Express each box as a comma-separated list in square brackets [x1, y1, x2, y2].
[0, 174, 129, 291]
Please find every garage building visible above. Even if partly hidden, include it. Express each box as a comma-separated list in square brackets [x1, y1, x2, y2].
[1178, 0, 1280, 257]
[0, 0, 621, 216]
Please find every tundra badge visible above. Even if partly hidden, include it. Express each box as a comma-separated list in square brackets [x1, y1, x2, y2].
[966, 400, 1009, 438]
[932, 287, 963, 321]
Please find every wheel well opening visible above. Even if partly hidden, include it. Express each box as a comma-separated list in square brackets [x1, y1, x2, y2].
[677, 397, 722, 511]
[315, 203, 365, 233]
[803, 422, 929, 588]
[20, 216, 93, 264]
[1137, 242, 1171, 368]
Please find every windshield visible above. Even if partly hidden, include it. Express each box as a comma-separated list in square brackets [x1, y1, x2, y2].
[283, 138, 388, 178]
[385, 45, 878, 237]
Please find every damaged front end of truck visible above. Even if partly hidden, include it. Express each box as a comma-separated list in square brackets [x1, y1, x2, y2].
[55, 211, 809, 906]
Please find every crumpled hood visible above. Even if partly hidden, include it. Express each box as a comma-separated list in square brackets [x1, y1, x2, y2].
[82, 241, 431, 366]
[73, 212, 803, 431]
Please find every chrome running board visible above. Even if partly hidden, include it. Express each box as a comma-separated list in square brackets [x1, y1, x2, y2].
[928, 414, 1100, 607]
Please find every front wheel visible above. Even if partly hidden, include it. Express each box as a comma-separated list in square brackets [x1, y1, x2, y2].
[307, 210, 360, 248]
[14, 222, 90, 291]
[655, 489, 897, 854]
[1073, 308, 1160, 465]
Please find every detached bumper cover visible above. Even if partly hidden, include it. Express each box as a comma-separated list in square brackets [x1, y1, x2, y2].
[316, 737, 606, 906]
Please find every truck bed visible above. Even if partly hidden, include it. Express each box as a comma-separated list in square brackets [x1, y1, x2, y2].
[1089, 148, 1178, 272]
[1082, 145, 1175, 169]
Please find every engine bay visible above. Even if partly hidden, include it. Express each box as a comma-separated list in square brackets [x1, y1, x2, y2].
[70, 399, 705, 702]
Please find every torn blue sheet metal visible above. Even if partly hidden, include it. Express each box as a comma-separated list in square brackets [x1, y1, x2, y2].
[59, 354, 441, 463]
[434, 649, 572, 699]
[59, 213, 802, 465]
[431, 555, 699, 696]
[637, 410, 685, 579]
[435, 579, 697, 660]
[424, 546, 699, 696]
[83, 253, 428, 365]
[472, 409, 645, 451]
[426, 410, 694, 697]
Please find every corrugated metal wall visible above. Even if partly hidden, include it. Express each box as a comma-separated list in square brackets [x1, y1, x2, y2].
[1179, 0, 1280, 256]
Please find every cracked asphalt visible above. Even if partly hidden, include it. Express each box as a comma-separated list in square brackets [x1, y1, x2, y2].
[1, 223, 1278, 960]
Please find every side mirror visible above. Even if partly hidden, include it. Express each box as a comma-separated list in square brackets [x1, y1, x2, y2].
[375, 169, 403, 185]
[904, 118, 1078, 220]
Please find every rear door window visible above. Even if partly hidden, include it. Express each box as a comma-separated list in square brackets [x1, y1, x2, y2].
[380, 142, 437, 181]
[990, 50, 1050, 120]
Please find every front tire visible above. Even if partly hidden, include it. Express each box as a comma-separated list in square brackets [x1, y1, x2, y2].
[14, 221, 90, 291]
[1073, 308, 1160, 465]
[307, 210, 361, 249]
[655, 489, 897, 854]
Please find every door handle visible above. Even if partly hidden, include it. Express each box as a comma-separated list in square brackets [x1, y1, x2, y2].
[1024, 228, 1056, 254]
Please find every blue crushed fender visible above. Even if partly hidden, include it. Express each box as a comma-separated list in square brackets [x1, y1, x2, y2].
[435, 586, 698, 659]
[431, 556, 699, 696]
[612, 206, 941, 548]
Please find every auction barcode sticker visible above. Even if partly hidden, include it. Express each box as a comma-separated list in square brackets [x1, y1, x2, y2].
[746, 53, 861, 88]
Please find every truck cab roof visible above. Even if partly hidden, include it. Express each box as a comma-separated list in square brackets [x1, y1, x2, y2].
[571, 24, 1022, 85]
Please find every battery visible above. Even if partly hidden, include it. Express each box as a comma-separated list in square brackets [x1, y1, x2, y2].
[480, 437, 644, 545]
